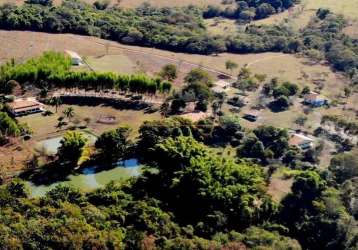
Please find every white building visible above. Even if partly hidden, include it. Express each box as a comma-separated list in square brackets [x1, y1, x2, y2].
[65, 50, 83, 65]
[8, 98, 44, 117]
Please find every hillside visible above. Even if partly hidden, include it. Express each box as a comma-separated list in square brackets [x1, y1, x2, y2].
[0, 0, 357, 249]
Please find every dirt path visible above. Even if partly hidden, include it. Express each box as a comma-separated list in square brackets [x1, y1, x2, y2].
[246, 54, 289, 68]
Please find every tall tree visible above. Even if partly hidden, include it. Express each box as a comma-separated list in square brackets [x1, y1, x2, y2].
[225, 60, 238, 74]
[95, 126, 131, 163]
[159, 64, 177, 81]
[57, 131, 88, 166]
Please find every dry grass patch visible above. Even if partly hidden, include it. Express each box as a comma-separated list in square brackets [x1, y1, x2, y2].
[87, 54, 138, 74]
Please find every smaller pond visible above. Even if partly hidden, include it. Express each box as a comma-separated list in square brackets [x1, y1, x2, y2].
[27, 159, 141, 197]
[35, 132, 97, 155]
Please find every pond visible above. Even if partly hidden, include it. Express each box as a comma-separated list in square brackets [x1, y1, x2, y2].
[35, 132, 97, 155]
[27, 159, 141, 197]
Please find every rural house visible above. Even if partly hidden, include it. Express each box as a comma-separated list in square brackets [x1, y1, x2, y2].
[8, 98, 44, 117]
[304, 92, 328, 107]
[65, 50, 83, 65]
[289, 133, 314, 150]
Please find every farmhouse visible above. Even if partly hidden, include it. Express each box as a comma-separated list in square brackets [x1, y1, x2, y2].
[304, 92, 328, 107]
[289, 133, 314, 150]
[65, 50, 83, 65]
[8, 98, 44, 117]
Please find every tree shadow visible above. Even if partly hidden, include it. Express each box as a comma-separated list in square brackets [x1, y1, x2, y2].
[60, 96, 150, 111]
[267, 101, 288, 113]
[19, 161, 74, 186]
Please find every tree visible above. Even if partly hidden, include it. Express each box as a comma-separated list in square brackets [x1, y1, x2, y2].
[57, 131, 88, 166]
[1, 80, 19, 94]
[255, 3, 275, 19]
[237, 67, 251, 81]
[149, 136, 275, 228]
[273, 95, 290, 111]
[50, 97, 62, 113]
[95, 126, 131, 163]
[6, 179, 29, 198]
[170, 98, 186, 114]
[63, 106, 75, 122]
[301, 86, 310, 95]
[238, 136, 266, 162]
[253, 126, 289, 158]
[159, 64, 177, 81]
[25, 0, 53, 6]
[184, 68, 213, 86]
[344, 87, 351, 98]
[329, 152, 358, 184]
[280, 171, 351, 250]
[0, 112, 20, 137]
[93, 0, 110, 10]
[225, 60, 238, 74]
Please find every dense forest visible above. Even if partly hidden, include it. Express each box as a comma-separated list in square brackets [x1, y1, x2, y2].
[0, 118, 356, 249]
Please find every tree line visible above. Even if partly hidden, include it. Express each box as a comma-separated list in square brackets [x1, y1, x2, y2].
[0, 52, 172, 95]
[204, 0, 296, 21]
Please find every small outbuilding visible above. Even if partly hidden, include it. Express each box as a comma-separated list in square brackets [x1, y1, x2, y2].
[8, 98, 44, 117]
[304, 92, 328, 107]
[65, 50, 83, 65]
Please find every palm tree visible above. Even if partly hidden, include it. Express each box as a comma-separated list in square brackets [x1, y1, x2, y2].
[51, 97, 62, 113]
[63, 106, 75, 122]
